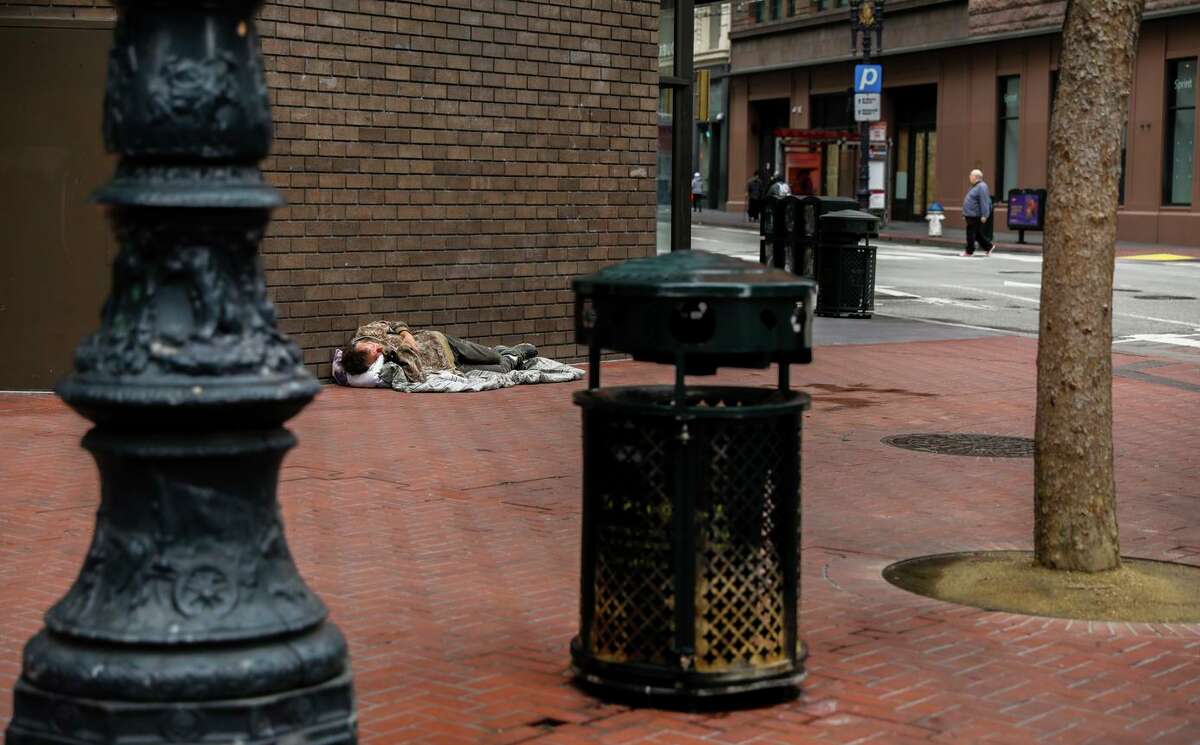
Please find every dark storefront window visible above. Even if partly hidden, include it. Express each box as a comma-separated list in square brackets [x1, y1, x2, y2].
[811, 92, 851, 129]
[1119, 126, 1127, 205]
[997, 76, 1020, 198]
[1165, 58, 1196, 206]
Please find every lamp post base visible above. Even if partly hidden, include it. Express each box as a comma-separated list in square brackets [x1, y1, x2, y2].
[7, 673, 356, 745]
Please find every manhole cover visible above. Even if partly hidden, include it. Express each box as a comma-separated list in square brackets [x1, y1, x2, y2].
[882, 433, 1034, 457]
[1133, 295, 1195, 301]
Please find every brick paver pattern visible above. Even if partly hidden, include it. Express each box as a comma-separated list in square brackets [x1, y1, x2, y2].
[1, 336, 1198, 744]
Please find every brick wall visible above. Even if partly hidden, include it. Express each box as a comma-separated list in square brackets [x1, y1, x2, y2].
[1, 0, 660, 378]
[259, 1, 658, 377]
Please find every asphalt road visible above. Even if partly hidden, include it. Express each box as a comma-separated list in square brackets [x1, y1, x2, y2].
[685, 223, 1200, 359]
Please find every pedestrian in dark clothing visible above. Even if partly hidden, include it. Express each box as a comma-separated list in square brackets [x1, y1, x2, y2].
[691, 172, 705, 213]
[746, 171, 765, 221]
[961, 169, 994, 256]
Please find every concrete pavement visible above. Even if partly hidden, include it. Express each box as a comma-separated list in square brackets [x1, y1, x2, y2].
[1, 334, 1197, 744]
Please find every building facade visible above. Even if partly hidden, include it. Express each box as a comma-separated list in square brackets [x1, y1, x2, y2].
[726, 0, 1200, 244]
[0, 0, 660, 389]
[694, 2, 732, 209]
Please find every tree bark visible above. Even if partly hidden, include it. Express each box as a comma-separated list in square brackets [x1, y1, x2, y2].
[1035, 0, 1144, 572]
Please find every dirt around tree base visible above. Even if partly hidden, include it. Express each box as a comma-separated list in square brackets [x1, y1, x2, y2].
[883, 551, 1200, 623]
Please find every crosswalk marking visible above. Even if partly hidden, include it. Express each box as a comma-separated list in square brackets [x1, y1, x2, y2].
[1114, 333, 1200, 348]
[1122, 253, 1195, 261]
[876, 286, 921, 298]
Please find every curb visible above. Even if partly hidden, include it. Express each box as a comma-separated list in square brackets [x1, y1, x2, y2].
[878, 232, 1045, 255]
[691, 220, 1048, 256]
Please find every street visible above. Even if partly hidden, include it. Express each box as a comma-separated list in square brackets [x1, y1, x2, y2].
[687, 223, 1200, 360]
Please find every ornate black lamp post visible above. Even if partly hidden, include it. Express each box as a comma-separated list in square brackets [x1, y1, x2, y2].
[849, 0, 884, 210]
[5, 2, 356, 742]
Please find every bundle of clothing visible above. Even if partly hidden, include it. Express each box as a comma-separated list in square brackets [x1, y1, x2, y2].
[331, 320, 584, 393]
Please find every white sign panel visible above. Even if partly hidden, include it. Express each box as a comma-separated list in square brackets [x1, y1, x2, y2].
[869, 161, 886, 210]
[854, 93, 881, 122]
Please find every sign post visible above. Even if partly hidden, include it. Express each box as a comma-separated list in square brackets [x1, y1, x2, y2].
[850, 2, 885, 210]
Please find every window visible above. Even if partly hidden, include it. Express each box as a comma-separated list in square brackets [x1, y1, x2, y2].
[770, 0, 781, 20]
[753, 0, 762, 22]
[1165, 58, 1195, 205]
[706, 5, 722, 49]
[1119, 126, 1127, 205]
[811, 92, 851, 129]
[788, 0, 796, 15]
[997, 76, 1020, 198]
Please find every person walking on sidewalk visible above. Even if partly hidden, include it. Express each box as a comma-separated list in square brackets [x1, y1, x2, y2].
[746, 170, 765, 221]
[691, 172, 705, 213]
[961, 169, 994, 257]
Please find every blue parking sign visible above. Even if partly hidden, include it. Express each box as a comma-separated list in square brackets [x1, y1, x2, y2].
[854, 64, 882, 94]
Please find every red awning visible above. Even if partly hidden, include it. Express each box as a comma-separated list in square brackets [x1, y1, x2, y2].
[773, 128, 860, 141]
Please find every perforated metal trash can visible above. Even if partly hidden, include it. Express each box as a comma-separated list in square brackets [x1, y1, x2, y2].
[815, 209, 879, 319]
[571, 250, 816, 703]
[796, 196, 859, 280]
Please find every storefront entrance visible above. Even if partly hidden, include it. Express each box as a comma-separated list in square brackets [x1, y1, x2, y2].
[890, 85, 938, 221]
[752, 98, 790, 178]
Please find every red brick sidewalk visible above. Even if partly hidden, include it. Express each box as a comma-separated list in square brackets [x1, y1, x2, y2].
[2, 336, 1198, 744]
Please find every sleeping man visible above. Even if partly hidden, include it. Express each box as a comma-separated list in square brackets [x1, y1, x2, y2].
[338, 320, 538, 385]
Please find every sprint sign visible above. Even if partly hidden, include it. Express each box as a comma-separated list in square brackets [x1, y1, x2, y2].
[854, 64, 882, 94]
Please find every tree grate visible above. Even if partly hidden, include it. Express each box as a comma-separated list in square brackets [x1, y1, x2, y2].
[882, 433, 1034, 458]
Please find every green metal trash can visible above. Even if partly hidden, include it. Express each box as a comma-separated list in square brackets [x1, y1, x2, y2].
[571, 250, 816, 703]
[794, 196, 859, 280]
[815, 209, 879, 319]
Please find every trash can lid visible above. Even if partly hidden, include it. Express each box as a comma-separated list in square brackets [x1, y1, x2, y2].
[573, 249, 817, 300]
[818, 209, 880, 237]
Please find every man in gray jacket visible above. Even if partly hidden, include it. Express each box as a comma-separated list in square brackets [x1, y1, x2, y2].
[961, 169, 994, 257]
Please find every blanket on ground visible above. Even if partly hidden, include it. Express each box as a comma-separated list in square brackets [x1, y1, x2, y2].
[332, 348, 584, 392]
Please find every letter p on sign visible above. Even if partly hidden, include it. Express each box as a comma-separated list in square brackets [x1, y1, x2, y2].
[855, 64, 882, 94]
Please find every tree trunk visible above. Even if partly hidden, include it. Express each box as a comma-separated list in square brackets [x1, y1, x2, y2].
[1035, 0, 1144, 572]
